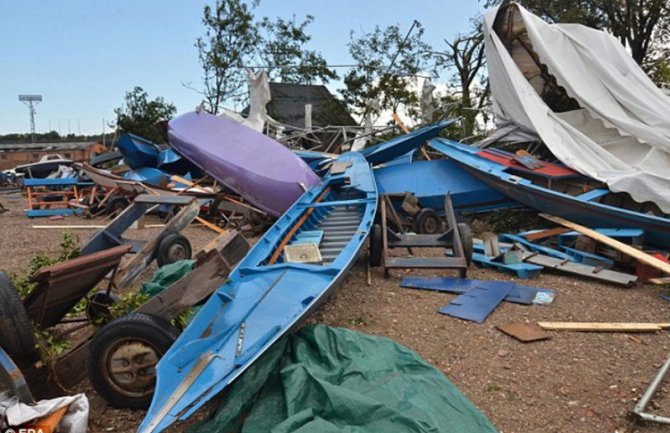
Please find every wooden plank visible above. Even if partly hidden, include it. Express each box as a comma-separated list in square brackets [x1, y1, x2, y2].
[525, 253, 637, 286]
[540, 214, 670, 276]
[115, 199, 201, 289]
[136, 253, 231, 319]
[523, 227, 570, 242]
[648, 277, 670, 285]
[537, 322, 670, 332]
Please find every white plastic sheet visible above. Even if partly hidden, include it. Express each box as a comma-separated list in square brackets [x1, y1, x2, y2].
[0, 392, 88, 433]
[484, 3, 670, 212]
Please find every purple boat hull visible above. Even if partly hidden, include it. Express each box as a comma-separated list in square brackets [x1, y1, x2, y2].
[168, 112, 320, 216]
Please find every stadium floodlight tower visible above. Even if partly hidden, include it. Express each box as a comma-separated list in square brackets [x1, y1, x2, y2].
[18, 94, 42, 143]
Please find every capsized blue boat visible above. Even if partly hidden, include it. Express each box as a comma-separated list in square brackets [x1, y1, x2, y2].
[430, 138, 670, 249]
[138, 151, 377, 433]
[374, 159, 517, 213]
[116, 133, 160, 169]
[360, 120, 454, 165]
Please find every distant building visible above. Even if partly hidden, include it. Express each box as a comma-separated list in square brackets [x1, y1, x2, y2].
[265, 82, 357, 129]
[0, 141, 105, 171]
[242, 82, 359, 152]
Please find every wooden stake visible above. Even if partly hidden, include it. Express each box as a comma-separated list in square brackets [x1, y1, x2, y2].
[537, 322, 670, 332]
[540, 214, 670, 276]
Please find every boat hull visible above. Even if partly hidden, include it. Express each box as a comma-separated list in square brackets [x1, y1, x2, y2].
[374, 159, 517, 213]
[168, 112, 320, 217]
[138, 152, 377, 433]
[430, 139, 670, 249]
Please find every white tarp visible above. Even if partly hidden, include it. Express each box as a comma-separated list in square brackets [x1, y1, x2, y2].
[484, 3, 670, 213]
[0, 392, 89, 433]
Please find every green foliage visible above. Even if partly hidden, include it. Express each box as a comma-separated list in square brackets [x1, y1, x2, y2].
[258, 15, 337, 84]
[35, 327, 71, 367]
[9, 233, 80, 367]
[195, 0, 334, 113]
[341, 22, 433, 121]
[113, 86, 176, 143]
[10, 232, 81, 299]
[108, 292, 152, 320]
[196, 0, 260, 113]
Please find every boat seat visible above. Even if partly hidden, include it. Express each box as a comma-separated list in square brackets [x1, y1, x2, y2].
[291, 230, 324, 246]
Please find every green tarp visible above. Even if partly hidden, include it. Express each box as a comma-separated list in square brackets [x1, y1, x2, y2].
[140, 260, 195, 297]
[191, 325, 498, 433]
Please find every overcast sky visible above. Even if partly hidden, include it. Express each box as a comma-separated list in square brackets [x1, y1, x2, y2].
[0, 0, 483, 135]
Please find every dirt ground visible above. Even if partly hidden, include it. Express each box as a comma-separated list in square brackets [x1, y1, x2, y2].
[2, 194, 670, 433]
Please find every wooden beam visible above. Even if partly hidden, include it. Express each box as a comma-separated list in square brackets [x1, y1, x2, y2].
[648, 277, 670, 285]
[537, 321, 670, 332]
[523, 227, 570, 242]
[540, 214, 670, 276]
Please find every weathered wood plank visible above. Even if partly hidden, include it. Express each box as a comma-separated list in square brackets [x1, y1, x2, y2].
[540, 214, 670, 276]
[537, 322, 670, 332]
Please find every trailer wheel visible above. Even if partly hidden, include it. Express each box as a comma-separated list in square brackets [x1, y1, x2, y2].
[368, 224, 383, 267]
[413, 208, 442, 234]
[156, 234, 192, 267]
[457, 223, 474, 266]
[89, 313, 180, 409]
[0, 272, 37, 364]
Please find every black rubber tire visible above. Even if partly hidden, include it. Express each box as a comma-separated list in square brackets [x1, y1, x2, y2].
[368, 224, 383, 267]
[0, 272, 37, 364]
[156, 234, 192, 267]
[88, 313, 180, 409]
[457, 223, 474, 266]
[413, 208, 443, 234]
[86, 291, 120, 323]
[105, 196, 129, 215]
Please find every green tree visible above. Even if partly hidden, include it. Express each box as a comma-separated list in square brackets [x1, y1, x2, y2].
[195, 1, 335, 113]
[195, 0, 260, 114]
[434, 20, 489, 139]
[341, 21, 434, 121]
[114, 87, 176, 143]
[258, 15, 337, 84]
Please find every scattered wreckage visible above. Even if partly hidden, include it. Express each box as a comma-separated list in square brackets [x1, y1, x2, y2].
[2, 2, 670, 431]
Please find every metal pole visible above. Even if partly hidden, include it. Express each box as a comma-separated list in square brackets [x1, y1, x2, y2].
[633, 352, 670, 424]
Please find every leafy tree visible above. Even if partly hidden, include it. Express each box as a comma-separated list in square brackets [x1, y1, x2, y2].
[113, 86, 176, 143]
[341, 21, 434, 122]
[258, 15, 337, 84]
[195, 0, 260, 114]
[195, 1, 335, 113]
[434, 20, 489, 139]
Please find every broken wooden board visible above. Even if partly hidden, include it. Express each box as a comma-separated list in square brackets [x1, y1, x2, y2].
[540, 214, 670, 276]
[524, 253, 638, 286]
[537, 322, 670, 332]
[521, 227, 571, 242]
[497, 323, 551, 342]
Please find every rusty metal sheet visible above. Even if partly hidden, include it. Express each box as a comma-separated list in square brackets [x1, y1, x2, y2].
[23, 244, 131, 329]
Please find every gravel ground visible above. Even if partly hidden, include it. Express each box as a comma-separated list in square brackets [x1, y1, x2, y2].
[2, 194, 670, 433]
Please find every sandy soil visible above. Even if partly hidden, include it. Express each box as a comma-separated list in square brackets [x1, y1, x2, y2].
[1, 194, 670, 433]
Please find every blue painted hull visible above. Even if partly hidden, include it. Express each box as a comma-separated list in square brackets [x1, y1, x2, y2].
[430, 139, 670, 249]
[116, 133, 160, 169]
[374, 159, 517, 213]
[138, 152, 377, 433]
[360, 120, 453, 165]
